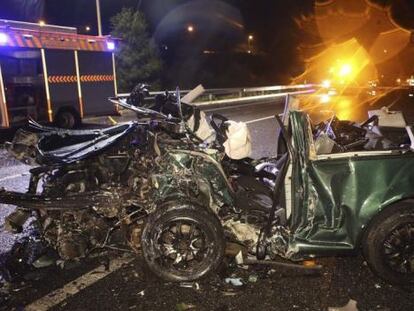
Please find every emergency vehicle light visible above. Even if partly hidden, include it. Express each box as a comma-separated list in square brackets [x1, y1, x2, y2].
[0, 32, 8, 45]
[106, 41, 115, 51]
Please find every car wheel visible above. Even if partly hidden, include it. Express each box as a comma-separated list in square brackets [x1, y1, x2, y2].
[55, 110, 79, 128]
[362, 200, 414, 285]
[141, 201, 225, 282]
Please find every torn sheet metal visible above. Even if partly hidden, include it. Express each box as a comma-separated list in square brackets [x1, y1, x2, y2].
[287, 111, 414, 259]
[150, 149, 234, 212]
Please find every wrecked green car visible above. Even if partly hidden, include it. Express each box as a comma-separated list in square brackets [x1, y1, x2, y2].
[1, 93, 413, 286]
[141, 105, 414, 285]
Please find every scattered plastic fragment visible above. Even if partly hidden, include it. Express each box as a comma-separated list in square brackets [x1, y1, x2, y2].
[32, 254, 56, 268]
[328, 299, 358, 311]
[176, 302, 196, 311]
[248, 274, 258, 283]
[179, 282, 200, 290]
[302, 260, 317, 267]
[221, 289, 238, 296]
[137, 290, 145, 296]
[225, 277, 243, 286]
[235, 251, 244, 265]
[374, 284, 381, 289]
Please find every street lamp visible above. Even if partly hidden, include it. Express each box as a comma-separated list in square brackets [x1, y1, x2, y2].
[187, 25, 194, 33]
[85, 26, 91, 32]
[248, 34, 253, 52]
[96, 0, 102, 36]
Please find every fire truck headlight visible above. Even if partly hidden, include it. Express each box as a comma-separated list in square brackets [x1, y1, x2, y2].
[106, 41, 115, 51]
[0, 33, 9, 45]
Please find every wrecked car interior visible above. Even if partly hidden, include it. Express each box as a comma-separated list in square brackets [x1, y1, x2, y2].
[0, 87, 413, 287]
[313, 107, 414, 154]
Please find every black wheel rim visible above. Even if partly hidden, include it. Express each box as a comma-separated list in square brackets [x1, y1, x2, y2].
[383, 223, 414, 274]
[154, 218, 210, 274]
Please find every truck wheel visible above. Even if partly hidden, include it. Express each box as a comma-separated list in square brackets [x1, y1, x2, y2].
[141, 202, 225, 282]
[55, 110, 79, 128]
[362, 201, 414, 285]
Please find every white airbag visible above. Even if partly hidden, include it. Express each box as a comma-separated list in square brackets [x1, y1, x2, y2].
[187, 111, 216, 143]
[223, 121, 252, 159]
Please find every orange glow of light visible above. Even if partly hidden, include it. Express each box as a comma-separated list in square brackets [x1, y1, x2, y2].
[292, 38, 376, 88]
[293, 0, 411, 88]
[187, 25, 194, 32]
[339, 64, 352, 77]
[322, 79, 331, 88]
[335, 98, 352, 120]
[320, 94, 331, 104]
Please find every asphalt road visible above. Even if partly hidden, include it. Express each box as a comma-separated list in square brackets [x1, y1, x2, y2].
[1, 97, 414, 310]
[0, 150, 31, 256]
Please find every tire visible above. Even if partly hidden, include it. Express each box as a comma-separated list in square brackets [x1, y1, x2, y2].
[141, 201, 225, 282]
[55, 109, 80, 129]
[362, 200, 414, 285]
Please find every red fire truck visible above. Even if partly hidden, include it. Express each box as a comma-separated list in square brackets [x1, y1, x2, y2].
[0, 19, 119, 128]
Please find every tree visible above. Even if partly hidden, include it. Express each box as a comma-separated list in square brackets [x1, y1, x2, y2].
[111, 8, 162, 92]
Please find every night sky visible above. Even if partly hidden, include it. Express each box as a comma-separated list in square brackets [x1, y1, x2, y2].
[1, 0, 414, 87]
[41, 0, 315, 87]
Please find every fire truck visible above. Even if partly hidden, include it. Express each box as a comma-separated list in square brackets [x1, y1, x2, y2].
[0, 19, 119, 128]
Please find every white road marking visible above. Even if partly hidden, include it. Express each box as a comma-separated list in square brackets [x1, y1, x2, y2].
[0, 173, 26, 182]
[25, 256, 135, 311]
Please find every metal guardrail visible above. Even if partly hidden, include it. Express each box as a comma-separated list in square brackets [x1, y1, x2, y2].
[117, 84, 316, 107]
[117, 84, 315, 97]
[193, 89, 315, 107]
